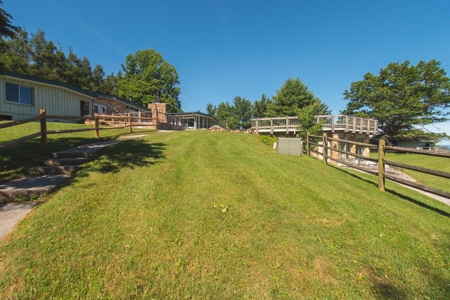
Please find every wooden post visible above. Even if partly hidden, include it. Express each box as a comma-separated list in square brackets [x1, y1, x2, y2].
[331, 115, 335, 133]
[322, 132, 327, 164]
[378, 139, 385, 192]
[306, 132, 310, 157]
[129, 113, 132, 133]
[40, 109, 47, 149]
[94, 113, 99, 138]
[155, 110, 159, 130]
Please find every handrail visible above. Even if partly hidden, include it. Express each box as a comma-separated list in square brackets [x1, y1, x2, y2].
[251, 115, 378, 134]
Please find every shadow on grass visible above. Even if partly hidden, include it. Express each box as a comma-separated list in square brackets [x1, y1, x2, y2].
[0, 130, 153, 183]
[330, 165, 450, 219]
[52, 138, 166, 194]
[85, 139, 166, 174]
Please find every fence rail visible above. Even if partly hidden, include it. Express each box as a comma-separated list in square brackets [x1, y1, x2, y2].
[306, 132, 450, 200]
[0, 109, 158, 150]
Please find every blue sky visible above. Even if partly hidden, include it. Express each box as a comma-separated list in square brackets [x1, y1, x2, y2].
[3, 0, 450, 140]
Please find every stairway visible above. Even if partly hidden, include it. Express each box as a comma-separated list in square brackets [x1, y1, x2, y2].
[29, 152, 93, 176]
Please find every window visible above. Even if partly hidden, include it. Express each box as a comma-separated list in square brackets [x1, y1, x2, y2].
[80, 101, 90, 116]
[93, 104, 107, 115]
[5, 82, 34, 105]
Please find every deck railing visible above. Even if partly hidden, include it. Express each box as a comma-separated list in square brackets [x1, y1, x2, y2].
[251, 115, 378, 134]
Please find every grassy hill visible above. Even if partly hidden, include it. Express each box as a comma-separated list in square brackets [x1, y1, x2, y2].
[1, 131, 449, 299]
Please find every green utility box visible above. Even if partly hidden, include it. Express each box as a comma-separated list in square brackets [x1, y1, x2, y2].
[276, 137, 302, 156]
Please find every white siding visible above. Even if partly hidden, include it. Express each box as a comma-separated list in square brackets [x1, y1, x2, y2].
[0, 76, 93, 120]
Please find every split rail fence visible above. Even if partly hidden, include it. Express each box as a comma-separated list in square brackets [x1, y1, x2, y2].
[0, 109, 157, 150]
[306, 132, 450, 199]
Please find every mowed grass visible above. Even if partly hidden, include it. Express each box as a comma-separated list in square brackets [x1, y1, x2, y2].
[371, 151, 450, 194]
[0, 121, 152, 183]
[1, 131, 449, 299]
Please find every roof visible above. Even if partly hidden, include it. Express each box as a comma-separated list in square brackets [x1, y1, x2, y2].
[2, 71, 98, 98]
[167, 111, 219, 122]
[94, 93, 150, 111]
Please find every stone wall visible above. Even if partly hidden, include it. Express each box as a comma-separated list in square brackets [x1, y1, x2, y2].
[321, 132, 371, 165]
[95, 97, 127, 114]
[148, 103, 168, 123]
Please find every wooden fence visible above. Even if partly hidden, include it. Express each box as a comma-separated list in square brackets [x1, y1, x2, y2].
[306, 132, 450, 199]
[0, 109, 157, 150]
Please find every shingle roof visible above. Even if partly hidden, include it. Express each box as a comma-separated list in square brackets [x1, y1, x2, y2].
[2, 71, 98, 98]
[94, 92, 150, 111]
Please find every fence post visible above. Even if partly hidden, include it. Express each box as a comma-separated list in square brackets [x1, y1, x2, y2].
[40, 109, 47, 149]
[155, 110, 159, 130]
[129, 113, 132, 133]
[322, 132, 327, 164]
[94, 113, 99, 138]
[378, 139, 385, 191]
[307, 132, 310, 157]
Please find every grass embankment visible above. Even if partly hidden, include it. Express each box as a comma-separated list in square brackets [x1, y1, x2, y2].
[0, 121, 151, 183]
[371, 151, 450, 194]
[1, 131, 449, 299]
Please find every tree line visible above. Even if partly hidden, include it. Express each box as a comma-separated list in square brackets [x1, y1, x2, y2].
[208, 61, 450, 145]
[0, 2, 181, 112]
[206, 78, 331, 138]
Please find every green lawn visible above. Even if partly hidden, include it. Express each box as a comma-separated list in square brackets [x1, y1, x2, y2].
[0, 121, 152, 183]
[1, 131, 449, 299]
[370, 151, 450, 194]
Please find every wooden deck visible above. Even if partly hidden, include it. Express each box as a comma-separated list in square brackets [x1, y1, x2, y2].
[251, 115, 378, 134]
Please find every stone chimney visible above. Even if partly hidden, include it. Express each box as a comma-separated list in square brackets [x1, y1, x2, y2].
[148, 103, 168, 123]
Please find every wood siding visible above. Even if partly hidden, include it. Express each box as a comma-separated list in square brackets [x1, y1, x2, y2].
[0, 76, 93, 120]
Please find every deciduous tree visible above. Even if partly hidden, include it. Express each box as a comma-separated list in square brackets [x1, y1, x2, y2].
[118, 49, 181, 112]
[343, 60, 450, 144]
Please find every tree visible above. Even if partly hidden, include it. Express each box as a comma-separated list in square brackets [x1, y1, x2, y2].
[343, 60, 450, 144]
[215, 102, 234, 129]
[206, 103, 217, 116]
[91, 64, 105, 92]
[296, 100, 328, 142]
[0, 27, 30, 74]
[266, 78, 323, 117]
[118, 49, 181, 112]
[252, 94, 272, 118]
[0, 0, 18, 73]
[28, 30, 67, 81]
[232, 96, 252, 130]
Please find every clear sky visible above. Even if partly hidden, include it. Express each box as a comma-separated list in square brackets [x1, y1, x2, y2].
[3, 0, 450, 140]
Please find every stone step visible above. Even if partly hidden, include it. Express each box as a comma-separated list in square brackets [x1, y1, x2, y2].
[0, 175, 71, 200]
[52, 151, 94, 159]
[42, 157, 92, 166]
[29, 165, 82, 175]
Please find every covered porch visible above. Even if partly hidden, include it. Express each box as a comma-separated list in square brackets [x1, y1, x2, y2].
[167, 112, 218, 130]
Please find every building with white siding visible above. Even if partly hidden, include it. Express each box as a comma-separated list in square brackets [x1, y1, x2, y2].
[0, 71, 98, 121]
[0, 72, 151, 121]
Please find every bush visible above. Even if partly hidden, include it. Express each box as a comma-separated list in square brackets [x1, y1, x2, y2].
[258, 134, 277, 146]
